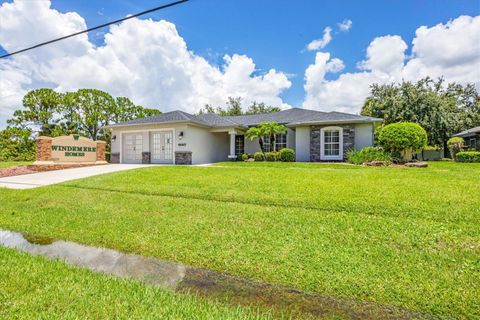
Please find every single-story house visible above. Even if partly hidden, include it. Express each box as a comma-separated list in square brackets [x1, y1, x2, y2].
[454, 126, 480, 151]
[105, 108, 383, 164]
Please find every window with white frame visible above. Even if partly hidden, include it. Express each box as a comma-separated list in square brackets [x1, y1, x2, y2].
[321, 127, 343, 160]
[262, 133, 286, 152]
[275, 133, 287, 151]
[263, 135, 271, 152]
[235, 135, 244, 156]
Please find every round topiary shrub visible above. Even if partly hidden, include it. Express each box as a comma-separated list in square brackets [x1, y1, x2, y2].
[278, 148, 295, 162]
[265, 152, 278, 161]
[447, 137, 464, 160]
[241, 153, 249, 161]
[254, 152, 265, 161]
[378, 122, 427, 162]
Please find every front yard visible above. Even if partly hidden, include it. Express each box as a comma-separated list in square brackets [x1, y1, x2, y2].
[0, 161, 479, 318]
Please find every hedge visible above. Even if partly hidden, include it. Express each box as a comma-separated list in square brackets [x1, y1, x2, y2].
[455, 151, 480, 163]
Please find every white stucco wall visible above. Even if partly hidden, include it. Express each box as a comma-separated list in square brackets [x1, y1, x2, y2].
[186, 125, 229, 164]
[295, 126, 310, 162]
[354, 123, 374, 150]
[111, 123, 230, 164]
[245, 138, 261, 154]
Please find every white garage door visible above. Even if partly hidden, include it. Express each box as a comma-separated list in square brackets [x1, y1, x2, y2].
[123, 133, 143, 163]
[151, 131, 173, 164]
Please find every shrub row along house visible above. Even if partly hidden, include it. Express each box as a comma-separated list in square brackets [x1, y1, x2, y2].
[105, 108, 382, 164]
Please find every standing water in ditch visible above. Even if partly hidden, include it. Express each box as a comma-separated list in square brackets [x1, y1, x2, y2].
[0, 229, 430, 319]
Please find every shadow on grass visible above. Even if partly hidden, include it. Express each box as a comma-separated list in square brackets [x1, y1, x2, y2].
[0, 229, 432, 320]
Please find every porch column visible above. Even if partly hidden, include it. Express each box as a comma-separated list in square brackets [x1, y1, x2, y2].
[228, 131, 237, 160]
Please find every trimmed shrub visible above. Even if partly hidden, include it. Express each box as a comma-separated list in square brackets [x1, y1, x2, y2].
[456, 151, 480, 163]
[378, 122, 427, 162]
[447, 137, 464, 160]
[254, 152, 265, 161]
[278, 148, 295, 162]
[346, 147, 392, 165]
[241, 153, 249, 161]
[265, 152, 278, 161]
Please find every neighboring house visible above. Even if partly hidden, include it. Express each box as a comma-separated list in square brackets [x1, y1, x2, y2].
[454, 126, 480, 151]
[105, 108, 382, 164]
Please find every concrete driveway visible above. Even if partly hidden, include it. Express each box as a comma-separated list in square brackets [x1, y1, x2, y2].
[0, 164, 150, 189]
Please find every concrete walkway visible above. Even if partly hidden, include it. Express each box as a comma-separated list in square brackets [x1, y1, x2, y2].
[0, 164, 149, 189]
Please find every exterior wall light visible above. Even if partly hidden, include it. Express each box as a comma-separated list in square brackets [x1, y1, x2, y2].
[178, 131, 184, 140]
[112, 135, 117, 142]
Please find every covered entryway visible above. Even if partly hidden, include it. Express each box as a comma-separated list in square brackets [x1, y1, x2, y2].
[123, 133, 143, 163]
[151, 131, 174, 164]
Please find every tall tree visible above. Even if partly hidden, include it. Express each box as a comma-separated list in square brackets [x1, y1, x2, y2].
[198, 98, 281, 116]
[74, 89, 115, 140]
[361, 77, 480, 149]
[246, 102, 281, 115]
[7, 88, 63, 136]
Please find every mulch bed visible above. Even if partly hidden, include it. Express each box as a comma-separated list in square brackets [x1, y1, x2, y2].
[0, 164, 98, 178]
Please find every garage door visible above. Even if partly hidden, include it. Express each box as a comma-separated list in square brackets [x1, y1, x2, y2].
[151, 131, 173, 164]
[123, 133, 143, 163]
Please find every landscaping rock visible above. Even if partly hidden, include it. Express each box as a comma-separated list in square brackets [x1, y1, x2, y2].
[363, 160, 390, 166]
[405, 162, 428, 168]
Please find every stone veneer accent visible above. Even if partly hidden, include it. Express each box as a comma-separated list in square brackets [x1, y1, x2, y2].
[142, 152, 151, 164]
[35, 136, 53, 162]
[310, 124, 355, 162]
[175, 151, 192, 165]
[96, 141, 107, 163]
[110, 153, 120, 164]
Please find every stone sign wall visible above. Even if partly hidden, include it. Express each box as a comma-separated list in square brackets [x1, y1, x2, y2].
[34, 135, 107, 165]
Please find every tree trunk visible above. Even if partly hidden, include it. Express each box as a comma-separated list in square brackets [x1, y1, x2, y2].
[259, 138, 264, 154]
[443, 139, 449, 159]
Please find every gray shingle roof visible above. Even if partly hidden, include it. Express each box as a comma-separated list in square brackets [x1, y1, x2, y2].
[106, 108, 382, 128]
[454, 126, 480, 137]
[107, 110, 211, 128]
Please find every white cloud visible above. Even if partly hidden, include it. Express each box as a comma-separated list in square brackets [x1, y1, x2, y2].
[0, 0, 291, 128]
[357, 35, 407, 74]
[303, 15, 480, 113]
[307, 27, 332, 51]
[337, 19, 352, 32]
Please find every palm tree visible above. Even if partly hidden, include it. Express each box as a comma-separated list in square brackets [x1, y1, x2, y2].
[259, 122, 287, 152]
[246, 122, 287, 154]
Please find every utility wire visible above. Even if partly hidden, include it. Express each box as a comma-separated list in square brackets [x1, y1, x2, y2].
[0, 0, 189, 59]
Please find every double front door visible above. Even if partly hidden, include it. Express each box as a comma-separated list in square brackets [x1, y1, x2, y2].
[151, 131, 173, 163]
[123, 134, 143, 163]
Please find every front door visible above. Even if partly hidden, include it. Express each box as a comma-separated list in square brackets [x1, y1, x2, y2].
[123, 133, 143, 163]
[151, 131, 174, 163]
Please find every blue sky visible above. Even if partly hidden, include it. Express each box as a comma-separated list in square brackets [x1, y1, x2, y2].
[43, 0, 480, 105]
[0, 0, 479, 127]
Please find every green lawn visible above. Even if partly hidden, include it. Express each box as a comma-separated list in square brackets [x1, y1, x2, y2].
[0, 247, 270, 319]
[0, 161, 31, 168]
[0, 161, 479, 318]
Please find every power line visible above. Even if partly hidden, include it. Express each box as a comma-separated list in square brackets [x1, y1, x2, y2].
[0, 0, 189, 59]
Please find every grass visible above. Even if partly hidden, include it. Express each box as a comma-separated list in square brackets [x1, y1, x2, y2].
[0, 247, 270, 319]
[0, 161, 31, 168]
[1, 161, 479, 318]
